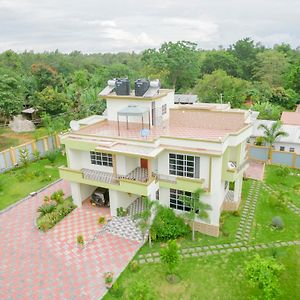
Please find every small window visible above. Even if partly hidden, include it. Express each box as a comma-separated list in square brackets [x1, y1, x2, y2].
[162, 104, 167, 115]
[90, 151, 113, 167]
[289, 148, 295, 153]
[169, 189, 191, 212]
[279, 146, 285, 151]
[156, 189, 159, 200]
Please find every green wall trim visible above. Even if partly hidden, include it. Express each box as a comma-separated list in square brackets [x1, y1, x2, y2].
[159, 177, 203, 192]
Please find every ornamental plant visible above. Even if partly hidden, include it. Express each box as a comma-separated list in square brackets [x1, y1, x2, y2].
[77, 235, 84, 246]
[160, 240, 180, 275]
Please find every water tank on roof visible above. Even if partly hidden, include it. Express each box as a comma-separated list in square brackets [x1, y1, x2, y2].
[115, 78, 130, 95]
[135, 79, 150, 97]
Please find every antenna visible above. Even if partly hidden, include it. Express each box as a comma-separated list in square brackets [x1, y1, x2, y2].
[70, 120, 80, 131]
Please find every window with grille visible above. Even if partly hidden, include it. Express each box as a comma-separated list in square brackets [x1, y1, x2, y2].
[90, 151, 113, 167]
[169, 189, 191, 212]
[169, 153, 200, 178]
[279, 146, 285, 151]
[289, 147, 295, 152]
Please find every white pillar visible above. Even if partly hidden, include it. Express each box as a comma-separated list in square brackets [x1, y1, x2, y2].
[70, 182, 83, 207]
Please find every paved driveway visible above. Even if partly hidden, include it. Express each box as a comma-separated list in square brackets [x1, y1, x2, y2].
[244, 160, 265, 181]
[0, 180, 142, 300]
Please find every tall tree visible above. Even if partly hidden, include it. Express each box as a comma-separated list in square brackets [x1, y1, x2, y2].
[180, 188, 211, 241]
[142, 41, 199, 90]
[194, 70, 251, 107]
[254, 50, 290, 87]
[0, 71, 24, 124]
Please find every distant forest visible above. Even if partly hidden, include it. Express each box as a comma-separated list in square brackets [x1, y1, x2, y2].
[0, 38, 299, 131]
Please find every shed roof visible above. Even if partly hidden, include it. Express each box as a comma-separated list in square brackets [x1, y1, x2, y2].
[117, 105, 149, 116]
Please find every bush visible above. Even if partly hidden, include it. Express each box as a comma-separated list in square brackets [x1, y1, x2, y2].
[271, 216, 284, 230]
[151, 206, 190, 241]
[117, 207, 127, 217]
[160, 240, 180, 275]
[51, 189, 64, 204]
[255, 136, 264, 146]
[98, 216, 106, 224]
[110, 282, 123, 298]
[45, 150, 59, 164]
[19, 148, 30, 167]
[37, 203, 56, 217]
[32, 150, 41, 161]
[127, 281, 153, 300]
[275, 166, 290, 178]
[37, 198, 76, 231]
[129, 261, 140, 272]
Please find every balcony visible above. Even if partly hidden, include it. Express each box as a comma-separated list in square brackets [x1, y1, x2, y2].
[59, 166, 156, 196]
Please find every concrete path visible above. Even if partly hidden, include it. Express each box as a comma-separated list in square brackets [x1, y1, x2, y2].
[0, 180, 142, 300]
[244, 160, 265, 181]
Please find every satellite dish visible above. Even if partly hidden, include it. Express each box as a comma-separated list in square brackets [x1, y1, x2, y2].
[70, 120, 80, 131]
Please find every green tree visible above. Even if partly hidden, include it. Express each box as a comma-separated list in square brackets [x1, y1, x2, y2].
[0, 72, 24, 124]
[160, 240, 180, 275]
[270, 87, 298, 109]
[194, 70, 251, 107]
[245, 254, 284, 300]
[0, 50, 22, 72]
[252, 101, 283, 120]
[142, 41, 199, 90]
[254, 50, 290, 87]
[285, 61, 300, 93]
[34, 86, 70, 115]
[229, 38, 264, 80]
[200, 50, 241, 77]
[258, 121, 288, 157]
[180, 188, 212, 240]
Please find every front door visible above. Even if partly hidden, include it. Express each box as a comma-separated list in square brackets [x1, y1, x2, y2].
[140, 158, 148, 169]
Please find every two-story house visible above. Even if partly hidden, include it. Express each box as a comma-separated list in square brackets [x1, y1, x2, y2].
[59, 79, 253, 236]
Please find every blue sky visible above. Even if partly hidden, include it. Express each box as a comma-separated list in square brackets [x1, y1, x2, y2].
[0, 0, 299, 53]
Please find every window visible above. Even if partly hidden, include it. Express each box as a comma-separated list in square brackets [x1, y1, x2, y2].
[162, 104, 167, 115]
[170, 189, 191, 212]
[156, 189, 159, 200]
[169, 153, 200, 178]
[90, 151, 113, 167]
[279, 146, 285, 151]
[289, 147, 295, 153]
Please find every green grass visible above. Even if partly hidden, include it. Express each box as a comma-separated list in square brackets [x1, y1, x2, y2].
[0, 153, 66, 210]
[104, 246, 300, 300]
[104, 167, 300, 300]
[0, 127, 49, 151]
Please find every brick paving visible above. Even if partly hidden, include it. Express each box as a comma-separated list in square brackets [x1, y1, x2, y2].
[244, 160, 265, 181]
[0, 179, 142, 300]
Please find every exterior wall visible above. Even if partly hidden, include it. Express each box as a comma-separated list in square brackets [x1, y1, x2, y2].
[109, 190, 137, 216]
[70, 182, 95, 207]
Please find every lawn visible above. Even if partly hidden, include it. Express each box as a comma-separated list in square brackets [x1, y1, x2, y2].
[0, 153, 66, 210]
[0, 127, 48, 151]
[104, 246, 300, 300]
[105, 166, 300, 300]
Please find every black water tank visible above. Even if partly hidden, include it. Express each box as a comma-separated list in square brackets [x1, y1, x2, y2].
[115, 78, 130, 95]
[135, 79, 150, 97]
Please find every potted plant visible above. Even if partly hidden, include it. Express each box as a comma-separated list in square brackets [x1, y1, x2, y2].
[98, 216, 106, 225]
[77, 235, 84, 248]
[104, 271, 114, 289]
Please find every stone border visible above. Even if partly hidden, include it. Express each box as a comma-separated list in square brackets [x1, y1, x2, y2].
[0, 179, 63, 215]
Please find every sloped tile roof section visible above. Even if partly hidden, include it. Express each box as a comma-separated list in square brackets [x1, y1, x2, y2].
[281, 112, 300, 126]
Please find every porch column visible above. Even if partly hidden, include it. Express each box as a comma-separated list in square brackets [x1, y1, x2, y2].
[70, 182, 83, 207]
[233, 176, 242, 203]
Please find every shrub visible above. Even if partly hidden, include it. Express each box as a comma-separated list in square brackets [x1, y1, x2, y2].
[271, 216, 284, 230]
[77, 235, 84, 245]
[104, 271, 114, 284]
[275, 166, 290, 178]
[37, 203, 56, 217]
[32, 150, 41, 161]
[255, 136, 264, 146]
[268, 191, 288, 210]
[45, 150, 59, 164]
[117, 207, 127, 217]
[129, 261, 140, 272]
[151, 206, 190, 241]
[127, 281, 153, 300]
[160, 240, 180, 275]
[51, 189, 64, 204]
[110, 282, 123, 298]
[19, 148, 30, 167]
[245, 254, 284, 300]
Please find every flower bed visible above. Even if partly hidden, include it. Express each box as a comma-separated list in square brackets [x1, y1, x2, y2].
[36, 190, 76, 232]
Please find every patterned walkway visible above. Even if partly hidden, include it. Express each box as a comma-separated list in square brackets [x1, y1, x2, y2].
[0, 180, 142, 300]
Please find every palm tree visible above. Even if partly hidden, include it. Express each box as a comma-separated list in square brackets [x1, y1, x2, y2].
[258, 121, 288, 158]
[180, 188, 212, 241]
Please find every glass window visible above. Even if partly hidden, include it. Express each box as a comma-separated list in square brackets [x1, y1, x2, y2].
[168, 153, 200, 178]
[289, 148, 295, 153]
[90, 151, 113, 167]
[162, 104, 167, 115]
[169, 189, 191, 212]
[279, 146, 285, 151]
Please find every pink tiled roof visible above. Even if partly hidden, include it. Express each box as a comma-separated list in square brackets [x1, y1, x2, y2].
[79, 120, 243, 142]
[281, 112, 300, 126]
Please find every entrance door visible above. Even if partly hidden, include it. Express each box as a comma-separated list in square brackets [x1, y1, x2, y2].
[140, 158, 148, 169]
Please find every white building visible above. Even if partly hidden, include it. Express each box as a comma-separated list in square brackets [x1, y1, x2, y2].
[59, 80, 252, 237]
